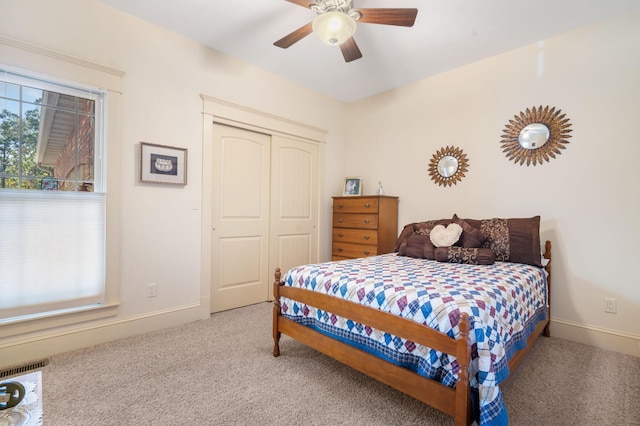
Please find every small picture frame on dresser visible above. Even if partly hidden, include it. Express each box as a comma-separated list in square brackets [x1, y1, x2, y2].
[343, 177, 362, 196]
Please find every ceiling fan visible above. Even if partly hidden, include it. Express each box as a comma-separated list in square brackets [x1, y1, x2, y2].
[274, 0, 418, 63]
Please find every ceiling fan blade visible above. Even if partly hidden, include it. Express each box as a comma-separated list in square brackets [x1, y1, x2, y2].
[357, 8, 418, 27]
[274, 22, 313, 48]
[284, 0, 314, 9]
[340, 37, 363, 62]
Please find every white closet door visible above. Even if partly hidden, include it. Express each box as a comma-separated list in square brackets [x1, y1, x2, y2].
[210, 124, 271, 312]
[269, 135, 319, 299]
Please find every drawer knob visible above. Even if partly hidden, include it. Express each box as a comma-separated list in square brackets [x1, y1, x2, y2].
[338, 218, 343, 223]
[364, 203, 371, 208]
[338, 248, 343, 252]
[338, 203, 344, 209]
[364, 236, 370, 240]
[364, 251, 370, 256]
[364, 219, 370, 224]
[338, 233, 344, 238]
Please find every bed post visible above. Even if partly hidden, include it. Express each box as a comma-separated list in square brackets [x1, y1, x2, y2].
[543, 240, 552, 337]
[455, 313, 472, 426]
[273, 267, 282, 357]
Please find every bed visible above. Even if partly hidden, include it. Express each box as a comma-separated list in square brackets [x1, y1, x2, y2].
[272, 215, 551, 426]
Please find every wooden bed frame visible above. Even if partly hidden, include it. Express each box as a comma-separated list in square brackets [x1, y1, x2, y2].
[272, 241, 552, 426]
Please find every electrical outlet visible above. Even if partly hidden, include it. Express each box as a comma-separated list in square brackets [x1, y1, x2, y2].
[604, 297, 616, 314]
[147, 283, 157, 298]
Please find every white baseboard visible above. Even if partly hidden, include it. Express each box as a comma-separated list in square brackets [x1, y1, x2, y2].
[0, 303, 208, 369]
[3, 309, 636, 371]
[550, 318, 640, 357]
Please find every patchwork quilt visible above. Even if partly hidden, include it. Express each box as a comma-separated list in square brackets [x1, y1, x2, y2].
[280, 253, 548, 426]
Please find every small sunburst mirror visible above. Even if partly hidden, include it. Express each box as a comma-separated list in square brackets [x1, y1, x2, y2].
[501, 105, 572, 166]
[428, 146, 468, 187]
[519, 123, 549, 149]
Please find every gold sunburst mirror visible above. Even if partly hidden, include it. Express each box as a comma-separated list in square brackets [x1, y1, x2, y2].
[501, 105, 573, 166]
[428, 146, 469, 187]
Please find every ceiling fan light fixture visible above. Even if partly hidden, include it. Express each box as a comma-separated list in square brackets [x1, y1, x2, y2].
[312, 11, 356, 46]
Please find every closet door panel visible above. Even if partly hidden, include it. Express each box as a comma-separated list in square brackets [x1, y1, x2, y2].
[269, 136, 319, 294]
[211, 124, 271, 312]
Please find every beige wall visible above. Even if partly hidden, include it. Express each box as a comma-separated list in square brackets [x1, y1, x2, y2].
[0, 0, 638, 365]
[0, 0, 346, 366]
[346, 14, 640, 355]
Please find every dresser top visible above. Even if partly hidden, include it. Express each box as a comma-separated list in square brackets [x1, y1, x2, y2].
[332, 195, 398, 200]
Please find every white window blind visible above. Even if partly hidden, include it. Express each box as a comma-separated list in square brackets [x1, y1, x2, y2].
[1, 65, 107, 324]
[0, 190, 105, 320]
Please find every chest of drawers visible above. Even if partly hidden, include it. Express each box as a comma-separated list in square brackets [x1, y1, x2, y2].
[332, 195, 399, 261]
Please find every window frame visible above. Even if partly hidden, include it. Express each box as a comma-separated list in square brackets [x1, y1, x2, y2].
[0, 68, 106, 193]
[0, 63, 120, 336]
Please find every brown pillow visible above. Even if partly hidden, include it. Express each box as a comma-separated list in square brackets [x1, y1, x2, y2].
[434, 246, 496, 265]
[423, 240, 436, 260]
[452, 215, 486, 248]
[397, 240, 408, 256]
[453, 215, 542, 267]
[399, 235, 436, 260]
[394, 219, 451, 252]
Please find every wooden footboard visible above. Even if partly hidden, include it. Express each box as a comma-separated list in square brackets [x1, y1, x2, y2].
[272, 240, 552, 426]
[272, 267, 473, 425]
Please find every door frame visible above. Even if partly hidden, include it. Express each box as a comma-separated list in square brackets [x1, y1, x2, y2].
[200, 95, 326, 315]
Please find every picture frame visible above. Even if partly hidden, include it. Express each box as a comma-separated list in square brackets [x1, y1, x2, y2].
[342, 177, 362, 196]
[139, 142, 187, 185]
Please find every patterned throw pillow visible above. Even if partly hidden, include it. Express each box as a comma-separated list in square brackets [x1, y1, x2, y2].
[453, 214, 542, 267]
[434, 246, 496, 265]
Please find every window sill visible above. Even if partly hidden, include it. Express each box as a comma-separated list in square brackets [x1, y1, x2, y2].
[0, 303, 119, 340]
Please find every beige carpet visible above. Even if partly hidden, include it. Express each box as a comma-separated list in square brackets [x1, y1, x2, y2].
[40, 302, 640, 425]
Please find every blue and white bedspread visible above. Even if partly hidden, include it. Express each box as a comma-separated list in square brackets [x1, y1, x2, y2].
[280, 253, 547, 426]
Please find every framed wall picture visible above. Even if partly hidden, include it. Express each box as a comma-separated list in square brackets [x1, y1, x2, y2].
[140, 142, 187, 185]
[342, 177, 362, 196]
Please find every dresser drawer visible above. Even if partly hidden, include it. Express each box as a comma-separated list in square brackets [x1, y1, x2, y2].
[332, 228, 378, 245]
[332, 242, 377, 258]
[333, 213, 378, 229]
[333, 197, 379, 213]
[331, 195, 398, 259]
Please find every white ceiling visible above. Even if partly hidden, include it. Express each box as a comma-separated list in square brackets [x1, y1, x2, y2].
[96, 0, 640, 103]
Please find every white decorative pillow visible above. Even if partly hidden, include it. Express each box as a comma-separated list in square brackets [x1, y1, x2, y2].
[429, 223, 463, 248]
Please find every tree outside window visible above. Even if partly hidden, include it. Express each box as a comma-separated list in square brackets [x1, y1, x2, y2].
[0, 83, 95, 192]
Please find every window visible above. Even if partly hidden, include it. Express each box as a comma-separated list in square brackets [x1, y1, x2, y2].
[0, 67, 106, 322]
